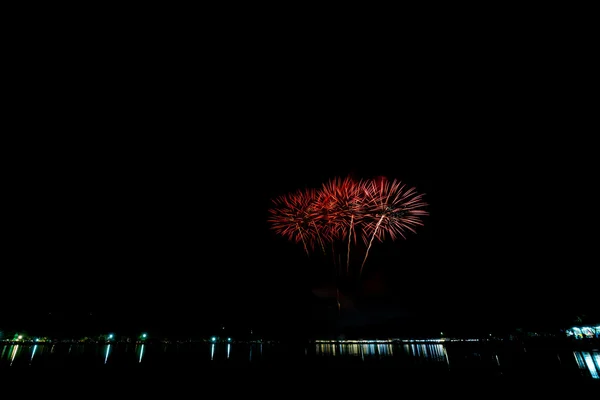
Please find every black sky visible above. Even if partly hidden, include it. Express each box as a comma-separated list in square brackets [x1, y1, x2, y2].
[3, 19, 597, 337]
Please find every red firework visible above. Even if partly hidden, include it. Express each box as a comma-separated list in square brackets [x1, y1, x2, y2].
[315, 176, 369, 272]
[268, 175, 428, 278]
[267, 188, 325, 255]
[359, 176, 429, 275]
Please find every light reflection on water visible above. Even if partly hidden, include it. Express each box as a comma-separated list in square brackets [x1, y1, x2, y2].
[30, 344, 38, 364]
[574, 351, 600, 379]
[315, 342, 395, 359]
[1, 341, 598, 380]
[137, 343, 145, 363]
[10, 344, 20, 366]
[104, 344, 111, 364]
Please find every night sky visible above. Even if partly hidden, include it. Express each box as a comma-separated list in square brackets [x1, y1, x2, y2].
[3, 26, 597, 338]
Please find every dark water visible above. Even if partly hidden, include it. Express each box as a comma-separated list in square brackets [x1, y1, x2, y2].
[2, 340, 599, 392]
[1, 340, 598, 375]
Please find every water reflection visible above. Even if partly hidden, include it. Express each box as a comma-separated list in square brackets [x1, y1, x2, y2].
[315, 341, 445, 364]
[316, 342, 394, 358]
[574, 351, 600, 379]
[104, 344, 111, 364]
[1, 341, 599, 381]
[378, 343, 393, 356]
[30, 344, 38, 364]
[137, 344, 145, 363]
[404, 343, 448, 364]
[10, 345, 20, 366]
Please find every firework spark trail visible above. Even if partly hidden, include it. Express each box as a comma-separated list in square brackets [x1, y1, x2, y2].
[347, 214, 353, 274]
[311, 220, 327, 255]
[316, 176, 367, 276]
[359, 177, 428, 276]
[360, 214, 384, 277]
[296, 223, 310, 256]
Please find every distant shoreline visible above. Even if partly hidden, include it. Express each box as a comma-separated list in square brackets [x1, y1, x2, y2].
[2, 336, 599, 351]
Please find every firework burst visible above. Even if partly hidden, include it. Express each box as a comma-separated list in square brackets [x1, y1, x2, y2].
[268, 175, 428, 278]
[267, 188, 324, 255]
[359, 177, 429, 276]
